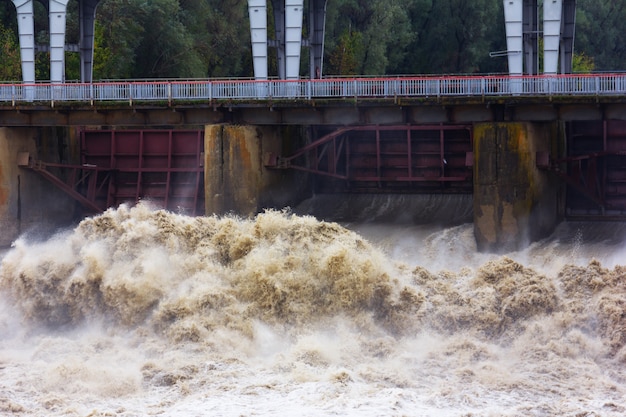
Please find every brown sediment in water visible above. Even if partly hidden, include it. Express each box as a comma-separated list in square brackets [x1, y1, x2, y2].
[1, 203, 625, 361]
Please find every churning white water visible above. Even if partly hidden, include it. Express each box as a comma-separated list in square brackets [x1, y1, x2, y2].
[1, 201, 625, 416]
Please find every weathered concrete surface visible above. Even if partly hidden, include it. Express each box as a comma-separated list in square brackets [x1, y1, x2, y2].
[205, 124, 309, 216]
[0, 127, 77, 247]
[473, 122, 563, 252]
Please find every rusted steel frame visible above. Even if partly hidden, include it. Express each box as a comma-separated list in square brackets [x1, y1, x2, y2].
[276, 124, 473, 182]
[192, 130, 203, 216]
[281, 124, 471, 165]
[543, 151, 626, 209]
[25, 160, 105, 212]
[376, 127, 381, 188]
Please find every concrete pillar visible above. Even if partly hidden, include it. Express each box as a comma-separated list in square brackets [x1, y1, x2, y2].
[205, 125, 295, 216]
[0, 128, 76, 246]
[473, 122, 563, 252]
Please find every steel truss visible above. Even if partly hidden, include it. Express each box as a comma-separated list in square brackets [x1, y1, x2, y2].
[266, 124, 474, 193]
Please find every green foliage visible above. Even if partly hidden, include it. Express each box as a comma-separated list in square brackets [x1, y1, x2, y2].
[572, 52, 595, 73]
[0, 26, 21, 81]
[0, 0, 624, 81]
[575, 0, 626, 71]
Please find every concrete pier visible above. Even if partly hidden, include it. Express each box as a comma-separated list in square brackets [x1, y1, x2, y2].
[204, 125, 309, 216]
[473, 122, 564, 252]
[0, 127, 76, 246]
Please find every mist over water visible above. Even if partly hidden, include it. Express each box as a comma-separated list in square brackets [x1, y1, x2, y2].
[1, 198, 625, 416]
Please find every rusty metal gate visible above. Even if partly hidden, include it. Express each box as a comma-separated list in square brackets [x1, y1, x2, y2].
[266, 124, 474, 194]
[19, 129, 205, 216]
[541, 121, 626, 218]
[79, 129, 205, 215]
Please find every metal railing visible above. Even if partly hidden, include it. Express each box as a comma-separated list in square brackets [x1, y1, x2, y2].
[1, 74, 626, 105]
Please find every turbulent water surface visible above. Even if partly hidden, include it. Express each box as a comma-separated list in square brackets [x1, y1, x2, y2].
[1, 201, 625, 416]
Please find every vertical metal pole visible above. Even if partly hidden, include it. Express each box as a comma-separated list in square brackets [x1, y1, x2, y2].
[440, 124, 445, 180]
[137, 130, 144, 202]
[17, 175, 21, 235]
[406, 126, 412, 182]
[376, 127, 381, 187]
[193, 130, 202, 216]
[165, 130, 172, 210]
[12, 0, 35, 84]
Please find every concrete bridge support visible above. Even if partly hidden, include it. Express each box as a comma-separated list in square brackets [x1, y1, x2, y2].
[473, 122, 564, 252]
[204, 125, 308, 216]
[0, 127, 77, 246]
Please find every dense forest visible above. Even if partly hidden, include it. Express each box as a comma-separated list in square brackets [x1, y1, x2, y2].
[0, 0, 623, 81]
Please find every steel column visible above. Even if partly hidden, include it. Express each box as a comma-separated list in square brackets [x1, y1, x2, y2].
[49, 0, 70, 83]
[12, 0, 35, 84]
[543, 0, 562, 75]
[248, 0, 268, 80]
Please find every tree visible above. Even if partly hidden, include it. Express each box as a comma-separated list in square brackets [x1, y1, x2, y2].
[0, 26, 21, 81]
[401, 0, 505, 74]
[576, 0, 626, 71]
[324, 0, 413, 75]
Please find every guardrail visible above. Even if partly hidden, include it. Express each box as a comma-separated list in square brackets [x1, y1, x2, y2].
[1, 74, 626, 104]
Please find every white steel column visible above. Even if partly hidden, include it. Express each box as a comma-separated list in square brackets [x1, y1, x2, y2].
[12, 0, 35, 84]
[284, 0, 303, 80]
[49, 0, 70, 83]
[248, 0, 268, 80]
[543, 0, 563, 75]
[503, 0, 523, 76]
